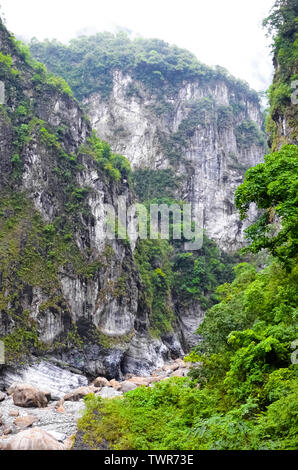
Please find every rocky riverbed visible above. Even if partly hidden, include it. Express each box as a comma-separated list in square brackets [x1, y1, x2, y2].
[0, 358, 191, 450]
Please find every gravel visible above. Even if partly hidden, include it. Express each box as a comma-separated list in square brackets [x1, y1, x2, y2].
[0, 395, 86, 439]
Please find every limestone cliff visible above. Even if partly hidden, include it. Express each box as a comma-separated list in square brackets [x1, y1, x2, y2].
[0, 21, 184, 379]
[30, 34, 267, 251]
[85, 70, 266, 250]
[0, 27, 268, 381]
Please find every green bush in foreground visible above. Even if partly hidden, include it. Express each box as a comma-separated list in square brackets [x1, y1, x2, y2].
[77, 258, 298, 450]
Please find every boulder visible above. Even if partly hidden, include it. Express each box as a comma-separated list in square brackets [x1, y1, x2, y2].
[47, 430, 67, 442]
[162, 363, 179, 372]
[0, 435, 11, 449]
[7, 383, 51, 401]
[120, 381, 137, 393]
[149, 376, 169, 387]
[109, 379, 121, 391]
[63, 386, 90, 402]
[93, 377, 110, 388]
[7, 382, 32, 395]
[56, 404, 65, 414]
[127, 376, 152, 387]
[0, 391, 6, 402]
[55, 398, 64, 408]
[3, 428, 65, 450]
[2, 425, 12, 435]
[9, 410, 19, 417]
[88, 384, 100, 394]
[7, 383, 21, 395]
[14, 415, 39, 430]
[12, 386, 48, 408]
[171, 369, 185, 377]
[150, 376, 162, 384]
[151, 368, 163, 375]
[174, 358, 187, 367]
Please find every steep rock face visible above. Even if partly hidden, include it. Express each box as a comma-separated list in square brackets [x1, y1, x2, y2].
[27, 35, 268, 363]
[85, 70, 266, 250]
[263, 1, 297, 151]
[0, 359, 88, 398]
[268, 56, 298, 150]
[0, 25, 268, 381]
[0, 21, 184, 379]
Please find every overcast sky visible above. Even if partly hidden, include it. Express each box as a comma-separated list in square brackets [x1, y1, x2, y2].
[0, 0, 275, 92]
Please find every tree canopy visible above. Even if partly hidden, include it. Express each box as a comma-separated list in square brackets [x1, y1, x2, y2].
[235, 144, 298, 265]
[29, 33, 259, 102]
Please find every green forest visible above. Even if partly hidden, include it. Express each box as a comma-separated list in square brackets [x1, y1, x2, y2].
[76, 0, 298, 450]
[29, 32, 259, 102]
[0, 0, 297, 453]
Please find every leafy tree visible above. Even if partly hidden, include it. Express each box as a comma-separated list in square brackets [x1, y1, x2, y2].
[172, 235, 237, 309]
[235, 145, 298, 265]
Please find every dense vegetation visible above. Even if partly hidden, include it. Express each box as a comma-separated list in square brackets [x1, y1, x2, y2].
[133, 168, 179, 201]
[29, 34, 259, 103]
[131, 162, 238, 335]
[235, 144, 298, 266]
[134, 232, 237, 337]
[0, 192, 93, 362]
[264, 0, 298, 147]
[78, 255, 297, 449]
[77, 1, 298, 450]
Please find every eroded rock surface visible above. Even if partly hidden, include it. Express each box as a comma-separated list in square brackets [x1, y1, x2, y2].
[86, 70, 266, 251]
[0, 360, 88, 399]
